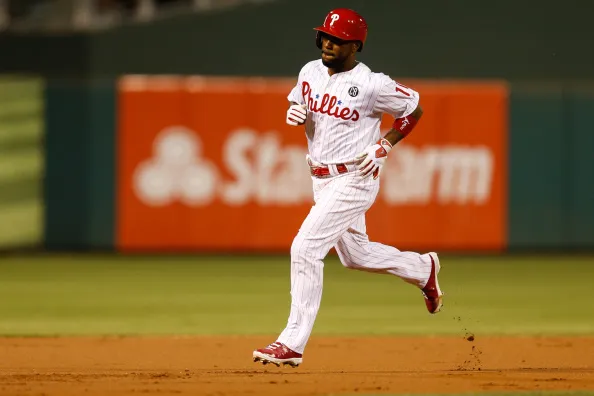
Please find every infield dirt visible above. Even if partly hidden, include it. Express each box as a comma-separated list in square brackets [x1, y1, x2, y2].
[1, 336, 593, 395]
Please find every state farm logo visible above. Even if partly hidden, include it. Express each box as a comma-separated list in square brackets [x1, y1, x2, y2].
[133, 126, 218, 206]
[133, 126, 496, 208]
[133, 126, 312, 207]
[382, 144, 494, 205]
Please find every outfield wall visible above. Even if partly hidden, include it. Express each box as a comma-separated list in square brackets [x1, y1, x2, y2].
[0, 76, 43, 250]
[39, 76, 594, 252]
[1, 0, 593, 252]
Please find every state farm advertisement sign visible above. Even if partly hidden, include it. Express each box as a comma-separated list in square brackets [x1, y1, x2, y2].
[117, 76, 508, 252]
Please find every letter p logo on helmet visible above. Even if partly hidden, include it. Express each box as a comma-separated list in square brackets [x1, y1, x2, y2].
[330, 14, 340, 26]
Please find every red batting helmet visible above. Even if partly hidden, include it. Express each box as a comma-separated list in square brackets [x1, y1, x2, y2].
[314, 8, 368, 52]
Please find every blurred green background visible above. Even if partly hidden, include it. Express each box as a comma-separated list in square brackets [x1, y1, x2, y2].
[0, 76, 43, 250]
[1, 254, 592, 337]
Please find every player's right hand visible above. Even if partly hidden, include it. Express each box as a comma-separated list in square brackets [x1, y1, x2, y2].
[286, 104, 307, 126]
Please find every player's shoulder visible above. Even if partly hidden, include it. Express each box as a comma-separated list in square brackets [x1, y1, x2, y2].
[350, 61, 372, 78]
[350, 63, 389, 84]
[367, 70, 395, 85]
[298, 59, 324, 76]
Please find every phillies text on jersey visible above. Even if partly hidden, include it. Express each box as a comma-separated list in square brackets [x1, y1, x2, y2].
[287, 59, 419, 164]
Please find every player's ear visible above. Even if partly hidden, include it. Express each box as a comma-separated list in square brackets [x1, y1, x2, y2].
[351, 42, 361, 54]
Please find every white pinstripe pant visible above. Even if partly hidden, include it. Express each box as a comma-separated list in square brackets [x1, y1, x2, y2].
[276, 172, 433, 354]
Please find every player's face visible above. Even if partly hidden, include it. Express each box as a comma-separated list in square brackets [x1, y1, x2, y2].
[320, 33, 359, 68]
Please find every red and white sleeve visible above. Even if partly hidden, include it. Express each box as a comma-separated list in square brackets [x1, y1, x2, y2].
[373, 75, 419, 119]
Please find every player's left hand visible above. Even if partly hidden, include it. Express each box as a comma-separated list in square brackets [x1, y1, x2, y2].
[355, 138, 393, 180]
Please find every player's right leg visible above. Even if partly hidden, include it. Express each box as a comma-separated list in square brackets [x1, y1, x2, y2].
[335, 216, 444, 314]
[253, 174, 380, 366]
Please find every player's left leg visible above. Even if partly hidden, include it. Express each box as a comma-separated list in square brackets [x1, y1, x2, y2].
[335, 215, 444, 313]
[254, 173, 380, 366]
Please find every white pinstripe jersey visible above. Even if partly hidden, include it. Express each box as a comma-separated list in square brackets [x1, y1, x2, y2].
[287, 59, 420, 164]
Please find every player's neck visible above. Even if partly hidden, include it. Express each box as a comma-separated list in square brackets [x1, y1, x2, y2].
[327, 59, 359, 76]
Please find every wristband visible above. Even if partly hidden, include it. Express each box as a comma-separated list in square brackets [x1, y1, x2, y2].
[392, 115, 418, 138]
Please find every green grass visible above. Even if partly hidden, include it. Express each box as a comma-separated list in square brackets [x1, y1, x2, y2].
[0, 254, 593, 337]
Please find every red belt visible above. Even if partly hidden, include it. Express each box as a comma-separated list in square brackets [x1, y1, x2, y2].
[310, 163, 349, 178]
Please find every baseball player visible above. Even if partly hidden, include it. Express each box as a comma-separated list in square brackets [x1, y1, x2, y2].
[253, 8, 443, 368]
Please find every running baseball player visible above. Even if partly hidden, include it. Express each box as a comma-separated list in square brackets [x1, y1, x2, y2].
[253, 8, 444, 368]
